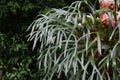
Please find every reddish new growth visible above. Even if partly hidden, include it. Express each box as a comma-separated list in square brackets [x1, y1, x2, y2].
[100, 13, 115, 28]
[99, 0, 120, 28]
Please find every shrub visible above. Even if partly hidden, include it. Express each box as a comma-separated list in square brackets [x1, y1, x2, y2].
[27, 0, 120, 80]
[28, 1, 120, 80]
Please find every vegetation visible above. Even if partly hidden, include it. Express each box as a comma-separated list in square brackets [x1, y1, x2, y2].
[0, 0, 77, 79]
[0, 0, 120, 80]
[0, 0, 40, 79]
[27, 0, 120, 80]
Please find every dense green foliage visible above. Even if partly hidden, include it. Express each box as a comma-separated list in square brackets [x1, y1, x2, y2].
[0, 0, 40, 79]
[0, 33, 40, 79]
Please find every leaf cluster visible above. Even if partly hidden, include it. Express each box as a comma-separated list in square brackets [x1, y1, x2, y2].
[0, 33, 40, 80]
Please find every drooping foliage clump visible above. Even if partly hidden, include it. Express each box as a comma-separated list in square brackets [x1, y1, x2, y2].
[0, 0, 120, 80]
[27, 0, 120, 80]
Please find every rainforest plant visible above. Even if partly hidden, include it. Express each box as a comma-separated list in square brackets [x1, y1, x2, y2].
[27, 0, 120, 80]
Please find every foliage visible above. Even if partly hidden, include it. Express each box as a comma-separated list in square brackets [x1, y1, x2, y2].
[0, 0, 40, 33]
[27, 1, 120, 80]
[0, 0, 37, 17]
[0, 33, 40, 80]
[0, 1, 40, 79]
[0, 0, 80, 79]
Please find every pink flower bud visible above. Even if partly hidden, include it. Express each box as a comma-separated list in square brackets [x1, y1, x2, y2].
[100, 13, 115, 28]
[99, 0, 117, 10]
